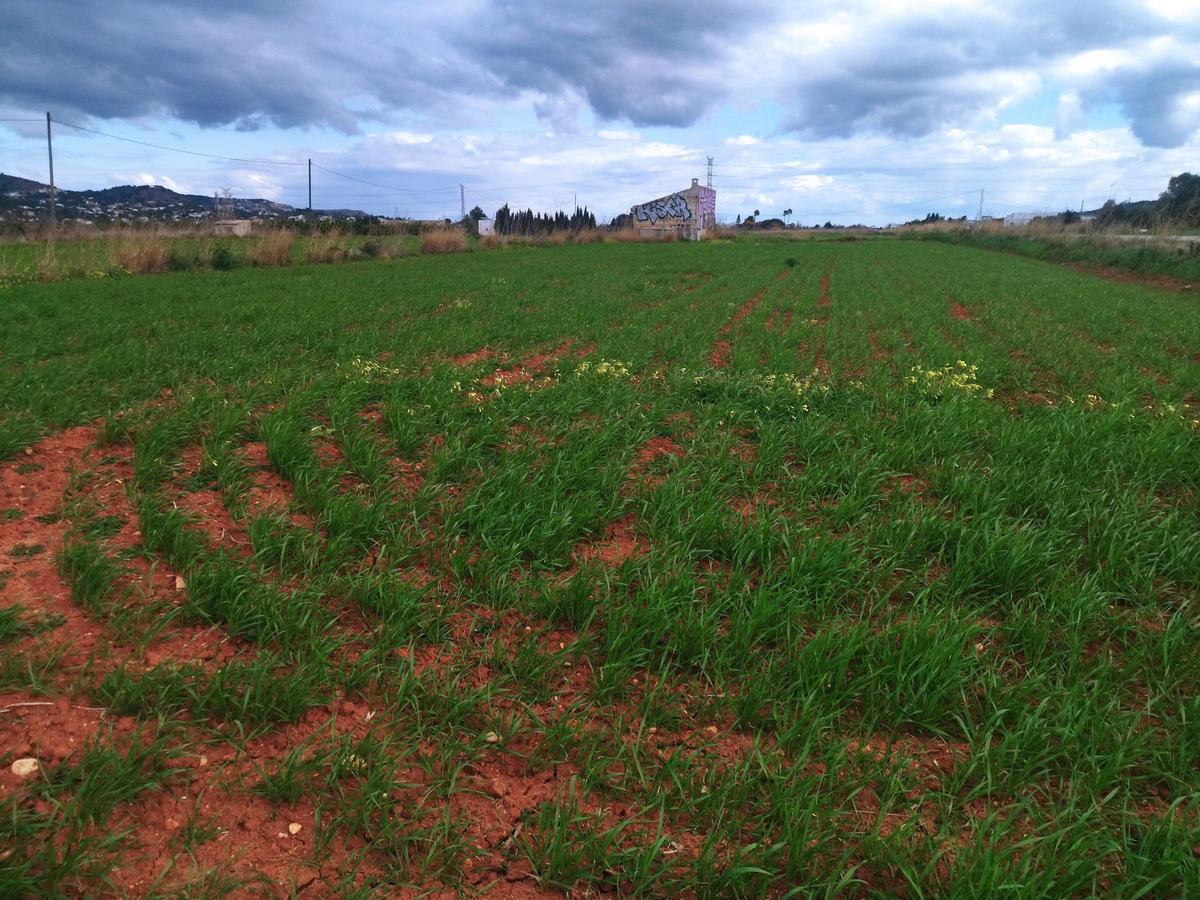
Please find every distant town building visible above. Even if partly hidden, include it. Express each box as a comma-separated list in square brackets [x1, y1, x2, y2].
[1003, 212, 1037, 227]
[213, 219, 252, 236]
[630, 178, 716, 240]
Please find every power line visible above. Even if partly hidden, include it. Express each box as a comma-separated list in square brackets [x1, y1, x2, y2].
[0, 118, 45, 123]
[50, 118, 306, 166]
[309, 163, 458, 194]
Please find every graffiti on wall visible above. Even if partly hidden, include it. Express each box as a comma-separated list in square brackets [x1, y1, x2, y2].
[634, 193, 692, 225]
[696, 188, 716, 229]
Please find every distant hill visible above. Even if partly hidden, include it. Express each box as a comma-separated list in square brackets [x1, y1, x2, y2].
[0, 173, 48, 194]
[0, 172, 369, 225]
[1083, 199, 1158, 219]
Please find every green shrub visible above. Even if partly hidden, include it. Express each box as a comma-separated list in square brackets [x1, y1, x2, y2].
[209, 243, 237, 271]
[168, 247, 198, 272]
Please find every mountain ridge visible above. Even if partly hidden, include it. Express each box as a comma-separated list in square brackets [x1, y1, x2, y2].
[0, 172, 370, 223]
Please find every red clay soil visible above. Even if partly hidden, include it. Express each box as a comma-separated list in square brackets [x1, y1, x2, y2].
[101, 701, 377, 895]
[763, 308, 794, 334]
[633, 436, 684, 468]
[709, 280, 778, 368]
[0, 426, 114, 673]
[719, 288, 769, 336]
[0, 695, 129, 800]
[173, 488, 252, 556]
[452, 347, 499, 367]
[868, 330, 890, 362]
[2, 428, 673, 897]
[813, 334, 831, 377]
[624, 436, 686, 494]
[240, 441, 309, 522]
[730, 492, 778, 520]
[949, 298, 973, 321]
[816, 256, 838, 310]
[482, 340, 589, 387]
[883, 474, 937, 507]
[1066, 262, 1196, 293]
[0, 428, 228, 678]
[2, 424, 998, 897]
[679, 271, 713, 293]
[572, 513, 649, 568]
[708, 339, 733, 368]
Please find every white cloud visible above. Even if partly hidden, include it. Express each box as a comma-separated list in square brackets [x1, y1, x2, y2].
[597, 129, 640, 141]
[383, 132, 435, 145]
[1056, 90, 1085, 139]
[784, 174, 833, 191]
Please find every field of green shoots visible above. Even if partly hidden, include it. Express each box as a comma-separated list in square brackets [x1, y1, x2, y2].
[1, 238, 1197, 896]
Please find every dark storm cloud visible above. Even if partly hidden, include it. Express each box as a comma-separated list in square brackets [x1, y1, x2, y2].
[2, 1, 1196, 148]
[0, 0, 466, 132]
[1099, 59, 1200, 149]
[1, 0, 776, 132]
[463, 0, 778, 127]
[778, 1, 1200, 147]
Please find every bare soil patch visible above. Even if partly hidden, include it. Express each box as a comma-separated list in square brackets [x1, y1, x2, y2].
[709, 279, 777, 368]
[1065, 262, 1196, 294]
[453, 347, 499, 367]
[0, 426, 115, 671]
[708, 339, 732, 368]
[626, 436, 685, 491]
[482, 340, 590, 387]
[571, 513, 649, 568]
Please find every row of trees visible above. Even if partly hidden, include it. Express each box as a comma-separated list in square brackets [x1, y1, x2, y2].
[484, 204, 597, 236]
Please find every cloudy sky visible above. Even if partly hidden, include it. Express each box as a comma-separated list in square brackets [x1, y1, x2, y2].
[2, 0, 1199, 224]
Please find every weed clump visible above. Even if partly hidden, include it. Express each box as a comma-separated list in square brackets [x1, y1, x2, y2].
[421, 227, 468, 255]
[112, 234, 170, 274]
[307, 231, 347, 264]
[167, 245, 200, 272]
[246, 230, 295, 267]
[209, 243, 238, 271]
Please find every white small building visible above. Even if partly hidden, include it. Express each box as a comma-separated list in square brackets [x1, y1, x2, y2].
[1003, 212, 1037, 228]
[213, 219, 252, 237]
[477, 216, 494, 237]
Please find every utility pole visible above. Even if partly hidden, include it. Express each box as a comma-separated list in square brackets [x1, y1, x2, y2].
[307, 158, 312, 215]
[45, 112, 56, 243]
[977, 189, 984, 222]
[460, 184, 465, 222]
[706, 156, 714, 189]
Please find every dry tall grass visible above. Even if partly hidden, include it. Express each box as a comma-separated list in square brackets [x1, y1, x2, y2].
[421, 228, 468, 254]
[307, 230, 348, 264]
[479, 227, 688, 248]
[36, 246, 58, 281]
[247, 230, 295, 267]
[602, 227, 678, 243]
[112, 234, 170, 274]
